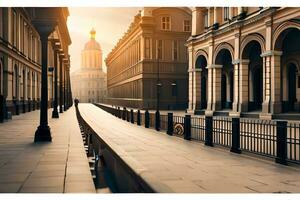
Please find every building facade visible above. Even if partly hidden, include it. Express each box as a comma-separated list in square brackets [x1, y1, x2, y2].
[105, 7, 192, 110]
[0, 7, 71, 121]
[187, 7, 300, 118]
[71, 29, 107, 103]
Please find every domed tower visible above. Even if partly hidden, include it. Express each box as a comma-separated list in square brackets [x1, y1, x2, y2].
[81, 28, 102, 70]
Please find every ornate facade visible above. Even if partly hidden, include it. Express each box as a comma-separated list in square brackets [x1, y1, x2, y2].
[187, 7, 300, 119]
[0, 7, 72, 121]
[105, 7, 192, 110]
[71, 29, 107, 103]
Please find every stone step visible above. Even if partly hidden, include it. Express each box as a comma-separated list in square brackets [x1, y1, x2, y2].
[96, 187, 112, 193]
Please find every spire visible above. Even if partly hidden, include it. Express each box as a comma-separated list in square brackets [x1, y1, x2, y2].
[90, 28, 96, 40]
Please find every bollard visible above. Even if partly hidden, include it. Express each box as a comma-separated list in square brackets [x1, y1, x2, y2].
[137, 110, 141, 126]
[167, 113, 173, 135]
[184, 115, 191, 140]
[122, 107, 126, 120]
[230, 117, 241, 153]
[130, 109, 134, 124]
[205, 116, 213, 146]
[28, 98, 31, 112]
[155, 110, 160, 131]
[32, 99, 36, 111]
[22, 99, 26, 113]
[13, 98, 19, 115]
[145, 110, 150, 128]
[275, 121, 287, 165]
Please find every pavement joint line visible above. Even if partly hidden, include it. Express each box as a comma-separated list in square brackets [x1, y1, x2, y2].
[63, 131, 71, 193]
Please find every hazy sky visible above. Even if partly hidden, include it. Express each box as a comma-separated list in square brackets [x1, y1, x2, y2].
[67, 7, 141, 73]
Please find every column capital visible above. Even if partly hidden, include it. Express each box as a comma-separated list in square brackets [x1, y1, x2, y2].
[260, 50, 283, 57]
[206, 64, 222, 69]
[232, 59, 250, 65]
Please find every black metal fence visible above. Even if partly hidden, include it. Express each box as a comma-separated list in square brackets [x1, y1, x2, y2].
[93, 103, 300, 165]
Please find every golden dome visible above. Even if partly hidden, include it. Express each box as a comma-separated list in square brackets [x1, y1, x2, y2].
[84, 28, 101, 50]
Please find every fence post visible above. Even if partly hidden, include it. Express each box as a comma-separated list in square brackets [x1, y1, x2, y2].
[167, 113, 173, 135]
[130, 109, 134, 124]
[126, 110, 130, 122]
[275, 120, 287, 165]
[145, 110, 149, 128]
[184, 115, 191, 140]
[137, 110, 141, 126]
[118, 107, 121, 118]
[205, 116, 213, 146]
[122, 107, 126, 120]
[230, 117, 241, 153]
[155, 110, 160, 131]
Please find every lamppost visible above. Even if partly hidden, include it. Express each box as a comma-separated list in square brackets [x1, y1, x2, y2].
[155, 48, 162, 131]
[171, 82, 177, 109]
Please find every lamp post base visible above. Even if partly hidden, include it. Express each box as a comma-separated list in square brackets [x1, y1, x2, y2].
[52, 110, 59, 118]
[34, 125, 52, 142]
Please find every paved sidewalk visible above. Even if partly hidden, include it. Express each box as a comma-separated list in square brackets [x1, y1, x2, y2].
[79, 103, 300, 193]
[0, 107, 95, 193]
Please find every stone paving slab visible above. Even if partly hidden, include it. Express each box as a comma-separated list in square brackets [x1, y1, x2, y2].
[0, 107, 95, 193]
[79, 103, 300, 193]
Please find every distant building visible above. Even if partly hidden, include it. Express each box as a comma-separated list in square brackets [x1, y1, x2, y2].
[71, 29, 107, 103]
[187, 7, 300, 118]
[0, 7, 71, 117]
[105, 7, 192, 110]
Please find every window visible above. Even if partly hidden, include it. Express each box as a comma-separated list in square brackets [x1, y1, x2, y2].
[172, 40, 178, 61]
[12, 10, 17, 47]
[161, 16, 170, 30]
[183, 20, 191, 32]
[145, 37, 151, 59]
[224, 7, 230, 21]
[157, 40, 163, 59]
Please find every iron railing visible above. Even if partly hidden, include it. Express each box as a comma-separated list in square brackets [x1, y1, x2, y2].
[93, 103, 300, 165]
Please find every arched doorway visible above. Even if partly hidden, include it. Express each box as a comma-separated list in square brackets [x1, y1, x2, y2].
[287, 63, 297, 111]
[195, 55, 208, 109]
[241, 40, 263, 111]
[215, 49, 233, 110]
[274, 27, 300, 113]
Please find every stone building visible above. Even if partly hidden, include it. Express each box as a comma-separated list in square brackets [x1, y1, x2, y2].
[0, 7, 72, 121]
[187, 7, 300, 119]
[105, 7, 192, 110]
[71, 29, 107, 103]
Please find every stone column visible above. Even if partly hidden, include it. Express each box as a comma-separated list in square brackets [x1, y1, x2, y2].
[34, 23, 56, 142]
[213, 7, 218, 25]
[192, 7, 203, 36]
[238, 60, 250, 112]
[232, 60, 239, 113]
[208, 64, 222, 111]
[188, 69, 194, 111]
[270, 51, 283, 114]
[52, 48, 59, 118]
[261, 50, 282, 114]
[63, 65, 67, 111]
[207, 7, 211, 27]
[187, 47, 194, 112]
[59, 55, 64, 113]
[194, 68, 202, 110]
